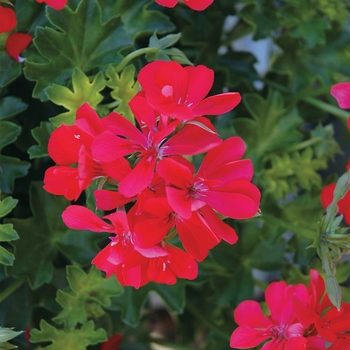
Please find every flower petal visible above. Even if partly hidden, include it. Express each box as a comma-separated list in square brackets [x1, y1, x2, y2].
[230, 325, 269, 348]
[0, 7, 17, 33]
[330, 82, 350, 109]
[5, 33, 32, 62]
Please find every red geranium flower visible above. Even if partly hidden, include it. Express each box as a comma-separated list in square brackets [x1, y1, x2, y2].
[5, 33, 33, 62]
[157, 137, 260, 221]
[138, 61, 241, 120]
[0, 6, 17, 33]
[320, 182, 350, 226]
[91, 93, 222, 197]
[155, 0, 214, 11]
[36, 0, 67, 10]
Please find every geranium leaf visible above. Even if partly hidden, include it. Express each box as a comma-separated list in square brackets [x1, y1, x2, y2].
[47, 69, 107, 127]
[30, 320, 106, 350]
[5, 182, 103, 289]
[28, 121, 55, 159]
[0, 156, 31, 194]
[0, 122, 21, 150]
[53, 265, 123, 328]
[110, 281, 186, 326]
[0, 54, 21, 89]
[24, 0, 132, 100]
[0, 97, 27, 120]
[106, 65, 138, 123]
[99, 0, 175, 40]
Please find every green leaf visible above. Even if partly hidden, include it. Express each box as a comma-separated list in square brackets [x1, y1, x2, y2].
[100, 0, 175, 40]
[239, 0, 279, 40]
[235, 89, 303, 166]
[0, 97, 27, 121]
[0, 54, 21, 89]
[106, 65, 139, 123]
[27, 121, 55, 159]
[53, 265, 123, 328]
[0, 327, 23, 347]
[0, 155, 31, 194]
[30, 320, 107, 350]
[0, 196, 18, 218]
[47, 69, 107, 127]
[5, 182, 103, 289]
[24, 0, 132, 100]
[111, 281, 186, 326]
[0, 122, 21, 151]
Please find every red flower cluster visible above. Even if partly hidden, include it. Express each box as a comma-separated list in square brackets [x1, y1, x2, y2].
[45, 60, 261, 288]
[230, 270, 350, 350]
[155, 0, 214, 11]
[320, 82, 350, 226]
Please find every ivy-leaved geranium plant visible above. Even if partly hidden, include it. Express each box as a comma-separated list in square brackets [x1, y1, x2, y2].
[0, 0, 349, 349]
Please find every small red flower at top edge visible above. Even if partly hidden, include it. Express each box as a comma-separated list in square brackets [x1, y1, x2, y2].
[6, 33, 33, 62]
[36, 0, 67, 10]
[100, 333, 122, 350]
[155, 0, 214, 11]
[0, 6, 17, 33]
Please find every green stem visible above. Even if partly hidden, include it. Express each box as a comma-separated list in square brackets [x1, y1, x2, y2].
[262, 213, 316, 239]
[186, 302, 230, 341]
[102, 100, 119, 109]
[303, 97, 349, 121]
[115, 47, 159, 73]
[0, 277, 26, 303]
[289, 136, 324, 151]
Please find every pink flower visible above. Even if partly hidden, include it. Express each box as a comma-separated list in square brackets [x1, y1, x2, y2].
[5, 33, 32, 62]
[330, 82, 350, 110]
[0, 6, 17, 33]
[138, 61, 241, 120]
[157, 137, 261, 220]
[230, 281, 309, 349]
[155, 0, 214, 11]
[320, 183, 350, 226]
[91, 93, 222, 197]
[36, 0, 67, 10]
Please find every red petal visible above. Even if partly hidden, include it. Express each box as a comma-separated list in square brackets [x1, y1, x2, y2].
[62, 205, 114, 232]
[230, 325, 269, 348]
[154, 0, 178, 8]
[234, 300, 272, 328]
[330, 82, 350, 109]
[94, 190, 134, 210]
[201, 205, 238, 244]
[100, 333, 123, 350]
[5, 33, 32, 62]
[193, 92, 241, 116]
[183, 0, 214, 10]
[166, 187, 193, 219]
[284, 337, 307, 350]
[0, 7, 17, 33]
[118, 152, 157, 197]
[320, 183, 336, 209]
[36, 0, 67, 10]
[92, 245, 117, 277]
[185, 65, 213, 105]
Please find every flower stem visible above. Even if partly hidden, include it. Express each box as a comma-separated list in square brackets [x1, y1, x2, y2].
[115, 47, 159, 73]
[0, 277, 26, 303]
[289, 136, 324, 151]
[302, 97, 349, 121]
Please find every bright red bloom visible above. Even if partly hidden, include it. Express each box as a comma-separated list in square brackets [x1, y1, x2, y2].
[100, 333, 122, 350]
[138, 61, 241, 120]
[0, 6, 17, 33]
[157, 137, 260, 221]
[230, 281, 309, 349]
[91, 93, 222, 197]
[155, 0, 214, 11]
[44, 103, 132, 200]
[62, 205, 198, 287]
[6, 33, 33, 62]
[36, 0, 67, 10]
[320, 183, 350, 226]
[331, 82, 350, 110]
